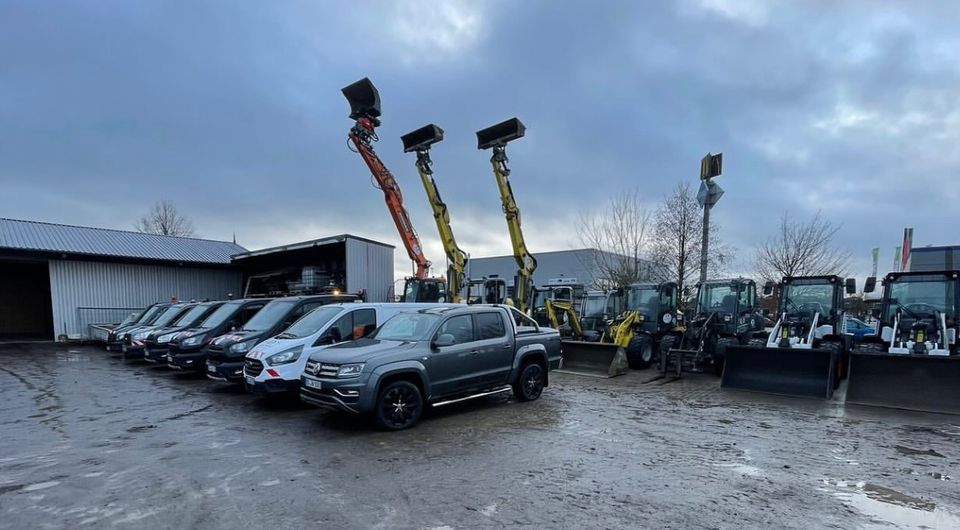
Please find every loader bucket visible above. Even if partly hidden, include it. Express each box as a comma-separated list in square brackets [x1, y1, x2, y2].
[556, 340, 628, 378]
[846, 353, 960, 415]
[476, 117, 526, 150]
[721, 345, 837, 399]
[401, 124, 444, 152]
[341, 77, 381, 119]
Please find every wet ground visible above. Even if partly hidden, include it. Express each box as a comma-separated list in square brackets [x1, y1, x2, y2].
[1, 343, 959, 529]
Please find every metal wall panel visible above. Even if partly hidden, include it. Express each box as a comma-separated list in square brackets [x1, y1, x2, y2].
[345, 238, 394, 302]
[48, 260, 242, 339]
[466, 249, 648, 292]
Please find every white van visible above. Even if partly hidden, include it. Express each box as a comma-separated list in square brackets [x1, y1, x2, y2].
[242, 302, 452, 396]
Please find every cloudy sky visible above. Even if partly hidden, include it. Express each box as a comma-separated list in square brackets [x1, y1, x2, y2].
[2, 0, 958, 280]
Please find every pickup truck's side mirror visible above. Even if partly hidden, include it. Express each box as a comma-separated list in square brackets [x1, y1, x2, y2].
[432, 333, 455, 348]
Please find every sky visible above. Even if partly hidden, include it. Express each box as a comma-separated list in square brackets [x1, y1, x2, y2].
[2, 0, 958, 284]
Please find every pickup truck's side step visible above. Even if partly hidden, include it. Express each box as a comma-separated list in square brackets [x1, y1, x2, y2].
[432, 386, 512, 408]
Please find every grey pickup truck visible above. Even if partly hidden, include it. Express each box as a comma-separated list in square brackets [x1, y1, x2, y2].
[300, 305, 561, 430]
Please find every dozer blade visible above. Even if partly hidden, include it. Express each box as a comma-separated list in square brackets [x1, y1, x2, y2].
[847, 353, 960, 415]
[721, 346, 837, 399]
[341, 77, 381, 119]
[556, 340, 628, 378]
[476, 118, 526, 150]
[401, 124, 445, 152]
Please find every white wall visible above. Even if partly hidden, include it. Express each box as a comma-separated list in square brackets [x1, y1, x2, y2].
[345, 239, 394, 302]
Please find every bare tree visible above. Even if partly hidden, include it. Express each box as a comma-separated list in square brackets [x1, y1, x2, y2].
[649, 181, 732, 303]
[576, 189, 653, 290]
[754, 211, 850, 283]
[135, 200, 196, 237]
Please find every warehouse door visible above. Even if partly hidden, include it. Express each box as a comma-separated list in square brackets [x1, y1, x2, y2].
[0, 261, 53, 340]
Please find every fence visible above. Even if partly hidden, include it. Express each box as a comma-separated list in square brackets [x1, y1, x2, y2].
[76, 307, 142, 341]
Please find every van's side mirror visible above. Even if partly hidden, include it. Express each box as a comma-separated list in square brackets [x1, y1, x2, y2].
[864, 277, 876, 293]
[762, 281, 774, 296]
[845, 278, 857, 295]
[432, 334, 455, 348]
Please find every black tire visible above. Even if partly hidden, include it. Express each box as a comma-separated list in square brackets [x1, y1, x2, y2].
[513, 361, 545, 402]
[374, 380, 423, 431]
[626, 335, 655, 369]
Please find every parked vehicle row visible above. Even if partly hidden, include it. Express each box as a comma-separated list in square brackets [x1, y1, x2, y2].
[107, 297, 561, 429]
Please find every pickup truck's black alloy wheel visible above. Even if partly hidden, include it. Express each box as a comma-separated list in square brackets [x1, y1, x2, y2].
[376, 381, 423, 430]
[514, 362, 544, 402]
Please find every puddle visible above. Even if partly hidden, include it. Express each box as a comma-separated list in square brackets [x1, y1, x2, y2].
[895, 445, 944, 458]
[823, 479, 960, 529]
[713, 462, 762, 477]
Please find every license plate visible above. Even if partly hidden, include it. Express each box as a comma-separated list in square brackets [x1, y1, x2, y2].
[305, 379, 322, 390]
[245, 375, 255, 386]
[207, 363, 217, 373]
[166, 354, 173, 362]
[144, 347, 150, 355]
[122, 344, 128, 352]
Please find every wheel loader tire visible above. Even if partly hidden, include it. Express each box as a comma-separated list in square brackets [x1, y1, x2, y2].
[626, 335, 654, 369]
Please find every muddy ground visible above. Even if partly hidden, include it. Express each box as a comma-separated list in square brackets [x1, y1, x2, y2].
[1, 343, 958, 529]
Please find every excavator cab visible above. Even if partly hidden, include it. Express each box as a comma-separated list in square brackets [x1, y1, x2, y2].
[465, 277, 508, 305]
[847, 270, 960, 414]
[401, 277, 447, 303]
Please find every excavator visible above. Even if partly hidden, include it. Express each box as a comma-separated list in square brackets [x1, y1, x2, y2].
[341, 78, 445, 302]
[476, 118, 537, 313]
[400, 124, 468, 303]
[721, 275, 856, 399]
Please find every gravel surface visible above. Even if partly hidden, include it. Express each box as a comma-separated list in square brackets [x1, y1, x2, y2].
[1, 343, 959, 529]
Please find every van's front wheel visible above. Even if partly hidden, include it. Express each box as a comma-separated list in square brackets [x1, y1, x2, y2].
[513, 362, 545, 402]
[374, 381, 423, 430]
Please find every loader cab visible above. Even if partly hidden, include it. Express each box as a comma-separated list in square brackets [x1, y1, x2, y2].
[625, 282, 679, 333]
[870, 271, 960, 355]
[695, 279, 759, 335]
[580, 291, 612, 333]
[401, 277, 446, 303]
[778, 276, 845, 325]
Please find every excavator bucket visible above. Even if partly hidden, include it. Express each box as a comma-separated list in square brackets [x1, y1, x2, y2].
[556, 340, 628, 378]
[721, 345, 838, 399]
[401, 124, 444, 152]
[476, 118, 526, 150]
[341, 77, 381, 119]
[846, 353, 960, 415]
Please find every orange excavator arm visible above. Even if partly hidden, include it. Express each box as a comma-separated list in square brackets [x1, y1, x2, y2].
[342, 78, 431, 279]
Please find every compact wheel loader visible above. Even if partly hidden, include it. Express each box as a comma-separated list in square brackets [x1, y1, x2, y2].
[721, 275, 856, 398]
[846, 270, 960, 415]
[558, 282, 681, 378]
[652, 278, 764, 383]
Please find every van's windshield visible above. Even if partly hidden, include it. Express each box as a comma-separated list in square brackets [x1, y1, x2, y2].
[154, 306, 188, 327]
[174, 305, 212, 326]
[138, 305, 167, 324]
[201, 302, 241, 328]
[279, 307, 343, 339]
[242, 300, 296, 332]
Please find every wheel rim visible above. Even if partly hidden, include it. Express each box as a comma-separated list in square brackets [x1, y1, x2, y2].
[381, 386, 419, 427]
[523, 365, 544, 399]
[641, 342, 653, 362]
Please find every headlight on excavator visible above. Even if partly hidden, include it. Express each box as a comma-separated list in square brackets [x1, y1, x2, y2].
[723, 314, 733, 323]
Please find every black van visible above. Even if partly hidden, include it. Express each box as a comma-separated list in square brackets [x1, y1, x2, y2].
[107, 303, 170, 352]
[166, 298, 272, 372]
[205, 294, 356, 383]
[142, 301, 225, 363]
[123, 303, 196, 360]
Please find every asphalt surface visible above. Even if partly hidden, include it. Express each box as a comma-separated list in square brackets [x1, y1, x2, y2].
[1, 343, 959, 529]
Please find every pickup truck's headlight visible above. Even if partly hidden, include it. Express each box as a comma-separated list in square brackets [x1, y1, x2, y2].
[157, 333, 176, 344]
[337, 363, 364, 378]
[230, 341, 254, 353]
[182, 334, 205, 347]
[266, 346, 304, 366]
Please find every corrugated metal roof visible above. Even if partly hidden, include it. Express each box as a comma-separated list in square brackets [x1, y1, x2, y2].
[0, 218, 246, 265]
[232, 234, 394, 260]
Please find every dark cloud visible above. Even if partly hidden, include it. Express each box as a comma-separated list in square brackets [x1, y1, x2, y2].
[2, 0, 957, 279]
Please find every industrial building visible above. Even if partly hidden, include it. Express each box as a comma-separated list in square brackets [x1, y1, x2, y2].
[908, 245, 960, 272]
[0, 218, 393, 341]
[466, 248, 642, 291]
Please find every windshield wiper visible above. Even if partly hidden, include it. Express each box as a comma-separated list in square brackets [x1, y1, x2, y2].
[892, 302, 920, 319]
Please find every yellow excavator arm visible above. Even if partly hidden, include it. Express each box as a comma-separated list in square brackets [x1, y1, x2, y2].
[402, 124, 468, 303]
[545, 299, 584, 338]
[477, 118, 537, 313]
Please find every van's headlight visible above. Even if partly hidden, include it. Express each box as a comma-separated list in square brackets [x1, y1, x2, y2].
[337, 363, 364, 378]
[182, 334, 205, 347]
[230, 340, 254, 353]
[266, 346, 304, 366]
[157, 333, 176, 344]
[134, 331, 150, 340]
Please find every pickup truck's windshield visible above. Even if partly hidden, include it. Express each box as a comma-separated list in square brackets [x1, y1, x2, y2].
[373, 313, 441, 341]
[280, 307, 342, 339]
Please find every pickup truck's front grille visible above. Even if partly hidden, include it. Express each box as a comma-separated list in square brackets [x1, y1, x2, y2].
[244, 358, 263, 377]
[305, 360, 339, 378]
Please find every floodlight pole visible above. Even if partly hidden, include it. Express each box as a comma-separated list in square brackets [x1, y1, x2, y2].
[700, 199, 711, 284]
[698, 152, 723, 284]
